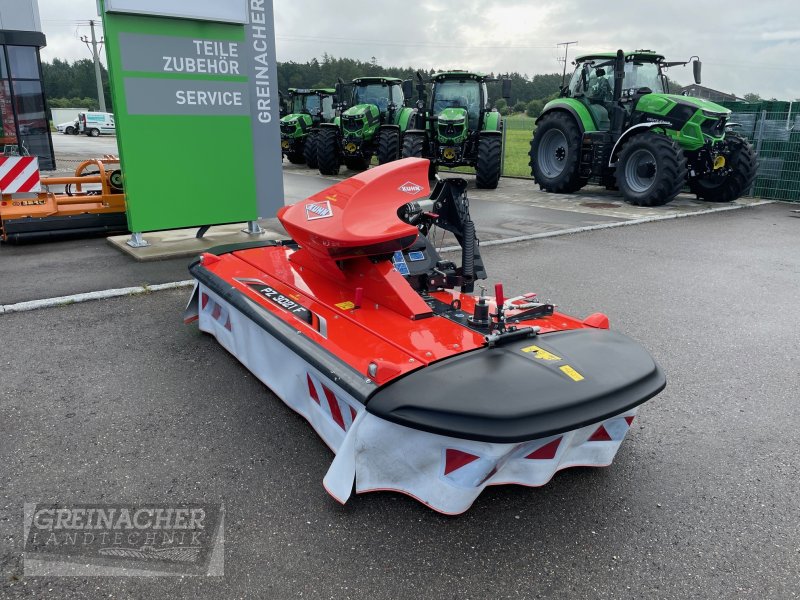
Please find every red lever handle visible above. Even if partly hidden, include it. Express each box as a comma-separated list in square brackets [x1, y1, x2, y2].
[494, 283, 505, 308]
[354, 287, 363, 309]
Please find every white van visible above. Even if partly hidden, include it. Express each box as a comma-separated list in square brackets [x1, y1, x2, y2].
[77, 112, 116, 137]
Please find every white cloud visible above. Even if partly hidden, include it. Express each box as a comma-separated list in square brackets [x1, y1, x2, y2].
[37, 0, 800, 99]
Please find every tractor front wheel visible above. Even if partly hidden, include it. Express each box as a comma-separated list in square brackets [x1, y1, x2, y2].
[343, 156, 369, 171]
[615, 132, 687, 207]
[316, 128, 341, 176]
[303, 131, 319, 169]
[402, 133, 437, 179]
[377, 129, 400, 165]
[286, 148, 305, 164]
[529, 111, 586, 193]
[688, 133, 757, 202]
[475, 134, 502, 189]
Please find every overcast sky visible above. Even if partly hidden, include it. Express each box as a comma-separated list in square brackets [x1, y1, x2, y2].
[39, 0, 800, 100]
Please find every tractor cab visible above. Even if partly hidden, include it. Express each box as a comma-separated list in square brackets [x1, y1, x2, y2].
[430, 72, 488, 132]
[564, 51, 707, 134]
[287, 88, 336, 122]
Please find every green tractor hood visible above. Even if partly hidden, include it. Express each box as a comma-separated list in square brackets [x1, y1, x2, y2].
[436, 107, 469, 144]
[280, 113, 313, 139]
[635, 93, 731, 149]
[340, 103, 381, 140]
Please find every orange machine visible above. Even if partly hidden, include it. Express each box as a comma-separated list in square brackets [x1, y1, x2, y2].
[0, 157, 127, 243]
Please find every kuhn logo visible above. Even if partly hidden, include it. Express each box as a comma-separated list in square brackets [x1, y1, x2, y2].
[305, 200, 333, 220]
[398, 181, 424, 195]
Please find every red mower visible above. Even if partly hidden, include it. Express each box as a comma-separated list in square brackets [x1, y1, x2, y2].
[185, 158, 665, 514]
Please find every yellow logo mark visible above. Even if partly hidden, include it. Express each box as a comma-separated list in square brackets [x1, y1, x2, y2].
[521, 345, 561, 361]
[335, 301, 355, 310]
[713, 155, 726, 170]
[559, 365, 584, 382]
[326, 194, 338, 203]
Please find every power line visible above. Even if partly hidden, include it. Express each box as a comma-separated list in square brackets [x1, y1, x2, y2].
[276, 35, 562, 50]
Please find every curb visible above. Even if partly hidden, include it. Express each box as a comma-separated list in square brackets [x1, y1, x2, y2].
[0, 280, 195, 315]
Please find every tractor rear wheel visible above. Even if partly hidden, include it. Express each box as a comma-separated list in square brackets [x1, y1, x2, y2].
[377, 129, 400, 165]
[475, 134, 502, 189]
[529, 111, 587, 193]
[615, 132, 687, 207]
[402, 133, 437, 179]
[303, 131, 319, 169]
[317, 128, 341, 175]
[688, 133, 757, 202]
[343, 156, 369, 171]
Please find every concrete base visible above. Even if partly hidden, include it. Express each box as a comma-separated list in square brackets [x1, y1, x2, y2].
[107, 219, 288, 261]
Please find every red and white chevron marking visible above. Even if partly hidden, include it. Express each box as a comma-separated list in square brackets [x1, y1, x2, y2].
[0, 156, 41, 193]
[307, 373, 359, 432]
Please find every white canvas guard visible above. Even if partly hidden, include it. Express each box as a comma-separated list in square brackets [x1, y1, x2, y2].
[197, 283, 638, 515]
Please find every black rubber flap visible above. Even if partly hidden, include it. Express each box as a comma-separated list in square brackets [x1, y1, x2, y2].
[366, 328, 665, 442]
[3, 213, 128, 243]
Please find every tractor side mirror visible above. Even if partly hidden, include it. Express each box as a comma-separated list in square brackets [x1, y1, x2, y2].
[502, 78, 512, 100]
[693, 59, 702, 85]
[402, 79, 413, 102]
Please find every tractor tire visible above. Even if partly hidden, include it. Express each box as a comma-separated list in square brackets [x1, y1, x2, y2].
[286, 150, 305, 164]
[343, 156, 369, 171]
[303, 131, 319, 169]
[529, 111, 587, 193]
[615, 132, 687, 207]
[377, 129, 400, 165]
[317, 128, 341, 176]
[688, 133, 757, 202]
[402, 133, 437, 179]
[475, 135, 502, 189]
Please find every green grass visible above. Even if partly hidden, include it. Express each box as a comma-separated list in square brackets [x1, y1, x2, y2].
[502, 129, 534, 177]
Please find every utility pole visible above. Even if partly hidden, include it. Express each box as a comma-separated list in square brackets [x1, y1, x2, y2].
[81, 20, 106, 112]
[557, 41, 578, 87]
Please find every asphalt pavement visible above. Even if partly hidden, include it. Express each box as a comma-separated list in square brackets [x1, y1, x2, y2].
[1, 202, 799, 599]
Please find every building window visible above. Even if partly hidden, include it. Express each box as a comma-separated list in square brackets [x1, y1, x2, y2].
[1, 44, 54, 169]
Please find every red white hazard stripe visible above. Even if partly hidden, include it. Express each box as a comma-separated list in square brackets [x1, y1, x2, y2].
[0, 156, 41, 193]
[307, 373, 359, 431]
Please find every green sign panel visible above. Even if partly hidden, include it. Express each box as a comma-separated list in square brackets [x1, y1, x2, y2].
[100, 1, 283, 232]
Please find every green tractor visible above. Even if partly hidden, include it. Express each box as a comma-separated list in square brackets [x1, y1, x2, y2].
[316, 76, 415, 175]
[280, 87, 336, 168]
[529, 50, 757, 206]
[402, 71, 511, 188]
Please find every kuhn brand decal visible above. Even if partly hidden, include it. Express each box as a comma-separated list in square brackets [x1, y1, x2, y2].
[305, 200, 333, 220]
[398, 181, 424, 195]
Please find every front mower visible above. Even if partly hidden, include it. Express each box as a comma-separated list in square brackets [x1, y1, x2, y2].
[280, 88, 336, 168]
[402, 71, 511, 188]
[316, 76, 415, 175]
[529, 49, 757, 206]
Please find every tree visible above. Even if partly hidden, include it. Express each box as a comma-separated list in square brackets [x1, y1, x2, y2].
[743, 93, 762, 103]
[526, 98, 544, 119]
[513, 100, 526, 113]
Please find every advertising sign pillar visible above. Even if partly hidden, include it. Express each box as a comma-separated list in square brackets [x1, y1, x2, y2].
[99, 0, 283, 241]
